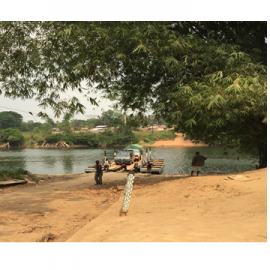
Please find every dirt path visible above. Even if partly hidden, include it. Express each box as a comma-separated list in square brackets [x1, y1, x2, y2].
[0, 168, 267, 242]
[0, 173, 126, 242]
[151, 133, 206, 147]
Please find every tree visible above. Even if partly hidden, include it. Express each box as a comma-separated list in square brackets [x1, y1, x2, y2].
[0, 112, 17, 129]
[0, 22, 267, 166]
[85, 119, 95, 129]
[5, 111, 23, 127]
[39, 123, 53, 136]
[32, 127, 40, 134]
[58, 120, 72, 135]
[100, 109, 123, 126]
[45, 117, 55, 127]
[19, 122, 31, 132]
[0, 128, 24, 144]
[71, 119, 83, 130]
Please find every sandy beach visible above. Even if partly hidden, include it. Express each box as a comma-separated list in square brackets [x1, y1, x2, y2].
[0, 167, 266, 242]
[150, 133, 206, 147]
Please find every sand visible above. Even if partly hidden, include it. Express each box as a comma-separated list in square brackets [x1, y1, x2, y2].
[151, 133, 206, 147]
[0, 168, 267, 242]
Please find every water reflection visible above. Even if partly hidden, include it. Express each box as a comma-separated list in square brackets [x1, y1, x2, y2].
[0, 146, 257, 175]
[62, 155, 73, 174]
[0, 148, 26, 171]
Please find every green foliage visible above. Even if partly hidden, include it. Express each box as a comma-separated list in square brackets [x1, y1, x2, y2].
[0, 168, 28, 181]
[58, 120, 72, 135]
[71, 119, 83, 130]
[96, 130, 116, 145]
[136, 130, 176, 143]
[0, 111, 23, 130]
[0, 128, 24, 144]
[27, 121, 43, 131]
[113, 128, 139, 145]
[45, 133, 63, 144]
[19, 122, 31, 132]
[32, 127, 40, 134]
[37, 139, 44, 145]
[45, 117, 55, 127]
[69, 132, 99, 146]
[39, 123, 53, 136]
[0, 112, 17, 129]
[44, 129, 138, 146]
[100, 109, 123, 127]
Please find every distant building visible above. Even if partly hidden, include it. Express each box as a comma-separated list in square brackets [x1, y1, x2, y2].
[94, 125, 109, 130]
[96, 125, 108, 128]
[90, 128, 105, 133]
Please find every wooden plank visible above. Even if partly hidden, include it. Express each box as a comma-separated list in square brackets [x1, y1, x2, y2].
[109, 165, 121, 171]
[0, 179, 27, 186]
[126, 164, 135, 170]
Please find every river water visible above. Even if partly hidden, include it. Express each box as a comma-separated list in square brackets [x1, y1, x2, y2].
[0, 146, 257, 175]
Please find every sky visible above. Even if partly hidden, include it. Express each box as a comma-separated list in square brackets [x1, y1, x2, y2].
[0, 92, 116, 122]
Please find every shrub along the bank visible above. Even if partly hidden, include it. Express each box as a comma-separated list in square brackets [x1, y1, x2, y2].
[44, 129, 139, 146]
[137, 130, 176, 143]
[0, 128, 24, 145]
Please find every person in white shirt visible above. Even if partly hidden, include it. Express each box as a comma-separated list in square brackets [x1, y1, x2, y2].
[103, 159, 110, 172]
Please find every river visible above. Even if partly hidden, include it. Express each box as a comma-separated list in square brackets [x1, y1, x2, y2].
[0, 146, 257, 175]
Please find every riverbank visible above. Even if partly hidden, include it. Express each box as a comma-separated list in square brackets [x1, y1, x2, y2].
[150, 133, 206, 147]
[0, 168, 266, 242]
[1, 132, 203, 149]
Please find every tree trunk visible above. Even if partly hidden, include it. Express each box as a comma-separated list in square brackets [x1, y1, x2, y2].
[124, 111, 126, 125]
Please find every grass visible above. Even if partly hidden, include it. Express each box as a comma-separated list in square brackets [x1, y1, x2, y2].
[0, 168, 29, 181]
[135, 130, 176, 144]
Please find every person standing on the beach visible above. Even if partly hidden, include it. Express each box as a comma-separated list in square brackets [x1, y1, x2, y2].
[191, 152, 207, 176]
[134, 159, 139, 173]
[147, 161, 153, 173]
[103, 159, 110, 172]
[95, 160, 103, 185]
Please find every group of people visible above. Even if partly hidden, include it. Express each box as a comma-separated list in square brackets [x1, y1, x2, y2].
[120, 159, 153, 173]
[94, 151, 207, 185]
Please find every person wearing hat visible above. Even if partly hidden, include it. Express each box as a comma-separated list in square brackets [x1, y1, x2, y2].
[95, 160, 103, 185]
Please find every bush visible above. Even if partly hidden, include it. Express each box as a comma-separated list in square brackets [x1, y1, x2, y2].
[97, 130, 117, 145]
[37, 139, 44, 145]
[0, 128, 24, 144]
[137, 130, 176, 143]
[45, 133, 63, 143]
[114, 129, 139, 145]
[40, 123, 53, 136]
[70, 132, 99, 146]
[32, 127, 40, 134]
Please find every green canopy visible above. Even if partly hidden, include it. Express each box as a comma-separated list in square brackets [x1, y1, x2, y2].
[124, 144, 143, 150]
